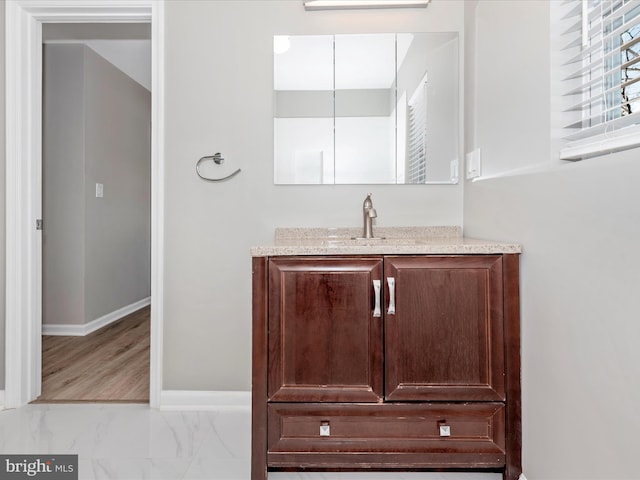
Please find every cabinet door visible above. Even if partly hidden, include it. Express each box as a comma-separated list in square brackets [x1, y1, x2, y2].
[268, 257, 384, 402]
[384, 256, 505, 401]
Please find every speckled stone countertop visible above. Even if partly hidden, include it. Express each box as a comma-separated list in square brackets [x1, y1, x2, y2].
[250, 226, 522, 256]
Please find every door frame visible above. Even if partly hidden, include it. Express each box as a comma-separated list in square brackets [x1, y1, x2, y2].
[4, 0, 165, 408]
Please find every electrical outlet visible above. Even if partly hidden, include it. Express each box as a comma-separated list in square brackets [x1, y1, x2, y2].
[96, 183, 104, 198]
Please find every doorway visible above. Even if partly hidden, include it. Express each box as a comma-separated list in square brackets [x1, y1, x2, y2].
[37, 24, 152, 402]
[4, 0, 164, 408]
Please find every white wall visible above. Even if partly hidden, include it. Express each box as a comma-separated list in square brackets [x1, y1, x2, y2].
[163, 0, 465, 390]
[42, 23, 151, 92]
[465, 1, 640, 478]
[0, 0, 5, 389]
[43, 44, 87, 326]
[43, 44, 151, 327]
[84, 40, 151, 91]
[83, 46, 151, 322]
[469, 0, 551, 177]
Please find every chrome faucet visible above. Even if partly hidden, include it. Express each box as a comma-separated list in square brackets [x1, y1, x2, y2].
[362, 193, 377, 239]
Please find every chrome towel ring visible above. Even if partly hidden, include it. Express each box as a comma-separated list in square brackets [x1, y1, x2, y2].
[196, 153, 241, 182]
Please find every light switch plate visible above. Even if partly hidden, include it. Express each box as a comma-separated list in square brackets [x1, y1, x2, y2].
[450, 159, 459, 184]
[96, 183, 104, 198]
[466, 148, 481, 179]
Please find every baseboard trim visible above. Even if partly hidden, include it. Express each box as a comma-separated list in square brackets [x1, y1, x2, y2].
[42, 297, 151, 336]
[0, 390, 5, 410]
[159, 390, 251, 411]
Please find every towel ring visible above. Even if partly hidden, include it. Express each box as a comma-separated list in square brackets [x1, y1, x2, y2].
[196, 153, 241, 182]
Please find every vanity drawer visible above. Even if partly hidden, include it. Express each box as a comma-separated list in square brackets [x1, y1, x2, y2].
[267, 403, 506, 469]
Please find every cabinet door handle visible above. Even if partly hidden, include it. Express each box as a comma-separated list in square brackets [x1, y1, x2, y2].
[373, 279, 381, 317]
[387, 277, 396, 315]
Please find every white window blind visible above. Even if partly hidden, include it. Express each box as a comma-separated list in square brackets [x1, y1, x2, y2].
[559, 0, 640, 160]
[406, 74, 427, 183]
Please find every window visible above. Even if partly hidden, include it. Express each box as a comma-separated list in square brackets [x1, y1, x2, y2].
[558, 0, 640, 160]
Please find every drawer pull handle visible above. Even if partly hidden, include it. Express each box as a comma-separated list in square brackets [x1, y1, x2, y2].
[387, 277, 396, 315]
[320, 421, 330, 436]
[439, 424, 451, 437]
[373, 280, 381, 317]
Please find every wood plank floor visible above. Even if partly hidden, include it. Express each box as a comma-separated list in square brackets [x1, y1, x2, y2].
[35, 306, 150, 403]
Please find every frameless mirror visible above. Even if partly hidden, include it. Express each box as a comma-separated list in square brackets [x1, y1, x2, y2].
[273, 32, 459, 185]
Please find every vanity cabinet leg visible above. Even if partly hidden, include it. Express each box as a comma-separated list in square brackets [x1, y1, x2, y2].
[503, 254, 522, 480]
[251, 462, 267, 480]
[250, 421, 267, 480]
[504, 467, 523, 480]
[252, 256, 269, 480]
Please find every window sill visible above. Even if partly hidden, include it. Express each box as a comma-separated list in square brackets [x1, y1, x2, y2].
[559, 125, 640, 161]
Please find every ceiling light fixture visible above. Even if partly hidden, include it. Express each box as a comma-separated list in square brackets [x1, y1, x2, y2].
[303, 0, 430, 11]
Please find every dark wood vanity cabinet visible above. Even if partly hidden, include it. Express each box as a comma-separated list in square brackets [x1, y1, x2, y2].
[252, 254, 521, 480]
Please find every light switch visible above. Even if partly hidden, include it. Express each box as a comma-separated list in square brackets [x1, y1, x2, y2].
[96, 183, 104, 198]
[466, 148, 481, 179]
[450, 159, 459, 184]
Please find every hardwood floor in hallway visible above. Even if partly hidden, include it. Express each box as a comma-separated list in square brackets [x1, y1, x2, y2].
[35, 306, 150, 403]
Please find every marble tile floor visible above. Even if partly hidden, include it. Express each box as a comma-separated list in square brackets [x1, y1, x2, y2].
[0, 404, 502, 480]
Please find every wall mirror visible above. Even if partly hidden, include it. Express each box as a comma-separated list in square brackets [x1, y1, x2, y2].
[273, 32, 459, 185]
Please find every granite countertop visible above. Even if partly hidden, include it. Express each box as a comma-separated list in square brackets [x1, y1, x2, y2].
[250, 227, 522, 257]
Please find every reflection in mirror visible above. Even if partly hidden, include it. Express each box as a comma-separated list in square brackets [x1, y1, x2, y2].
[334, 34, 396, 184]
[396, 33, 459, 184]
[273, 33, 459, 185]
[274, 35, 334, 184]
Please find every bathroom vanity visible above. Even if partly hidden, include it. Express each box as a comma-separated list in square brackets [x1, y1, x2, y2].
[251, 227, 522, 480]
